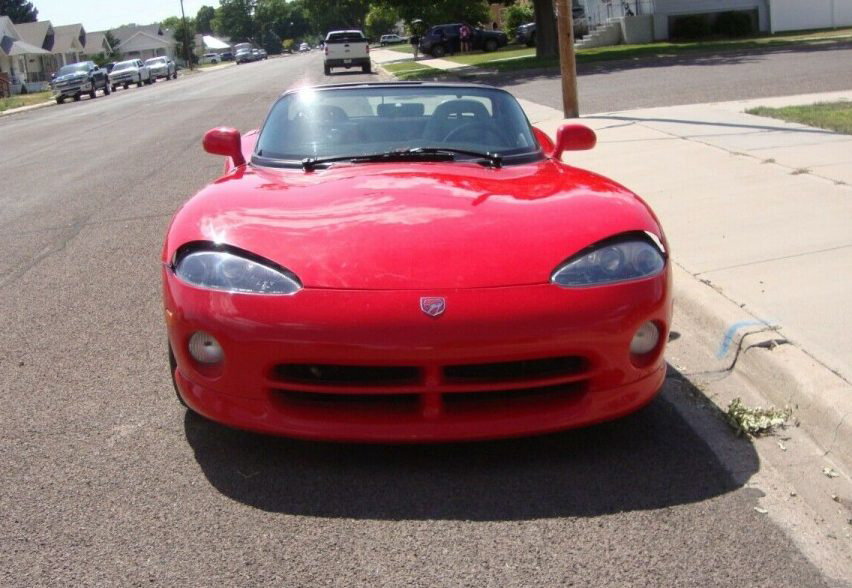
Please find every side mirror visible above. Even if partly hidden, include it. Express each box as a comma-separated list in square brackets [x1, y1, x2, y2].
[203, 127, 245, 167]
[552, 123, 597, 160]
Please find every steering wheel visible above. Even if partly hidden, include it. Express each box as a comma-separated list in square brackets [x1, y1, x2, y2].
[443, 122, 506, 145]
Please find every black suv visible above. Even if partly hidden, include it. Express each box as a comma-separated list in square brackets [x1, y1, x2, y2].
[418, 23, 508, 58]
[51, 61, 110, 104]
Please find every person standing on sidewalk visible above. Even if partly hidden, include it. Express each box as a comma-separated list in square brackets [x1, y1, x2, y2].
[459, 23, 471, 53]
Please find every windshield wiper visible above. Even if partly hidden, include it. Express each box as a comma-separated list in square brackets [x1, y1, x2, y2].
[301, 147, 502, 171]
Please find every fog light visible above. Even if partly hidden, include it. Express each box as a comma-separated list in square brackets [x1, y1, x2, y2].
[188, 331, 224, 364]
[630, 321, 660, 355]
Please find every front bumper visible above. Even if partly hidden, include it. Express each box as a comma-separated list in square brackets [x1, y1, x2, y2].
[53, 80, 92, 96]
[164, 270, 671, 441]
[150, 67, 169, 78]
[109, 73, 137, 85]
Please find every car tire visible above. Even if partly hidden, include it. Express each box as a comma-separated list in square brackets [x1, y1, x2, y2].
[137, 76, 143, 88]
[103, 82, 111, 95]
[150, 75, 156, 84]
[73, 93, 81, 102]
[484, 39, 498, 52]
[362, 63, 371, 74]
[124, 83, 129, 89]
[168, 342, 189, 409]
[324, 64, 331, 75]
[89, 81, 97, 99]
[111, 84, 117, 92]
[56, 96, 64, 104]
[432, 43, 446, 58]
[528, 32, 536, 47]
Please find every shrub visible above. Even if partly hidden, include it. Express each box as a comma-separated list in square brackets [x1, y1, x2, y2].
[714, 11, 754, 37]
[505, 3, 534, 40]
[670, 14, 711, 39]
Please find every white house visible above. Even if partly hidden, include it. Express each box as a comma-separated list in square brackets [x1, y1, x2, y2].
[0, 16, 51, 94]
[111, 24, 177, 61]
[581, 0, 852, 41]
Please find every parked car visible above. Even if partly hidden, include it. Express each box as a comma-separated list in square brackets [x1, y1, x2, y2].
[109, 59, 152, 90]
[379, 33, 406, 46]
[50, 60, 110, 103]
[418, 23, 508, 57]
[145, 56, 177, 80]
[516, 10, 588, 47]
[324, 30, 370, 74]
[220, 51, 234, 61]
[163, 82, 671, 442]
[299, 42, 310, 52]
[200, 53, 220, 65]
[235, 48, 255, 64]
[258, 49, 268, 60]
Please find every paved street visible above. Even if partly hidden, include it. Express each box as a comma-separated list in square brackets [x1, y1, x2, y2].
[0, 52, 847, 586]
[479, 43, 852, 114]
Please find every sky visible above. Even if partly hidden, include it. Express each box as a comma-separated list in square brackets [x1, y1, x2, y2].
[31, 0, 211, 32]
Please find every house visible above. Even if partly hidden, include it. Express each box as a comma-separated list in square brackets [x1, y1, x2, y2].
[111, 23, 177, 61]
[14, 21, 87, 88]
[0, 16, 51, 94]
[82, 30, 112, 59]
[52, 23, 87, 65]
[581, 0, 769, 41]
[580, 0, 852, 42]
[194, 33, 231, 59]
[767, 0, 852, 32]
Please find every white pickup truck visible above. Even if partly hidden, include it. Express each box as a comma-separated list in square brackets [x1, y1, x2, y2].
[324, 30, 371, 75]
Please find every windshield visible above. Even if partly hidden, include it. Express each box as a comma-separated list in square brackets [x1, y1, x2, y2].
[254, 86, 540, 165]
[113, 61, 136, 71]
[57, 63, 90, 76]
[146, 58, 166, 65]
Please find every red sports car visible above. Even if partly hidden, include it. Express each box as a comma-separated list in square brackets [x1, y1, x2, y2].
[162, 82, 671, 442]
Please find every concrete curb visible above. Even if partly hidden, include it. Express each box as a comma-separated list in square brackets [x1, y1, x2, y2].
[673, 263, 852, 474]
[0, 99, 55, 118]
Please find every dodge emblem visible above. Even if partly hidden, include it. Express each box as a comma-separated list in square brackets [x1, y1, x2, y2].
[420, 297, 446, 317]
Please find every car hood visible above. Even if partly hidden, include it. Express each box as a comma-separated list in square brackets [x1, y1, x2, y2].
[55, 73, 87, 82]
[166, 160, 664, 290]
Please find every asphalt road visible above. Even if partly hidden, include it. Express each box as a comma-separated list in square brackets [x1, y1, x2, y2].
[484, 42, 852, 114]
[0, 52, 841, 586]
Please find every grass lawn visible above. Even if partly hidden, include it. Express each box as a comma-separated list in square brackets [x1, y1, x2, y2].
[0, 91, 53, 112]
[746, 101, 852, 134]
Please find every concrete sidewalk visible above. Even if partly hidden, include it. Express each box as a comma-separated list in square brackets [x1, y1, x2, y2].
[524, 91, 852, 469]
[370, 47, 466, 71]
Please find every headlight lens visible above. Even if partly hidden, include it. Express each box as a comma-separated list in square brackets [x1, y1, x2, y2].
[175, 249, 301, 295]
[552, 238, 665, 287]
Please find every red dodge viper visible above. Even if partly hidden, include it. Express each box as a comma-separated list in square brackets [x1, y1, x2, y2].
[162, 83, 672, 442]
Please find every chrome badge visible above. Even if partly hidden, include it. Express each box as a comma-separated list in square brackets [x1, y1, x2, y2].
[420, 297, 446, 317]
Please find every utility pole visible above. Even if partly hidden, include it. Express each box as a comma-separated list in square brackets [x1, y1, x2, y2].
[555, 0, 578, 118]
[180, 0, 193, 71]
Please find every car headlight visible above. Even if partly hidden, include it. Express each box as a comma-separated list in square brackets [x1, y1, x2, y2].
[551, 235, 665, 287]
[174, 247, 302, 295]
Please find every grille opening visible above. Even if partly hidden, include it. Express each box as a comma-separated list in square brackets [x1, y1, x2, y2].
[274, 389, 419, 411]
[272, 364, 420, 386]
[443, 381, 587, 410]
[443, 356, 588, 382]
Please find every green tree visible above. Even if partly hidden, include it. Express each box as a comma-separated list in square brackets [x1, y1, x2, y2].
[173, 17, 197, 64]
[377, 0, 489, 30]
[161, 16, 182, 30]
[303, 0, 369, 35]
[504, 2, 533, 39]
[365, 4, 399, 39]
[213, 0, 256, 42]
[196, 5, 216, 34]
[0, 0, 38, 23]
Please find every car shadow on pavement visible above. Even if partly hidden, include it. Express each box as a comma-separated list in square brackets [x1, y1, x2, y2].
[184, 365, 759, 521]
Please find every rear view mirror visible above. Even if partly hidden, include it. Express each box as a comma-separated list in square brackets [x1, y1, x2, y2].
[552, 124, 597, 160]
[203, 127, 245, 167]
